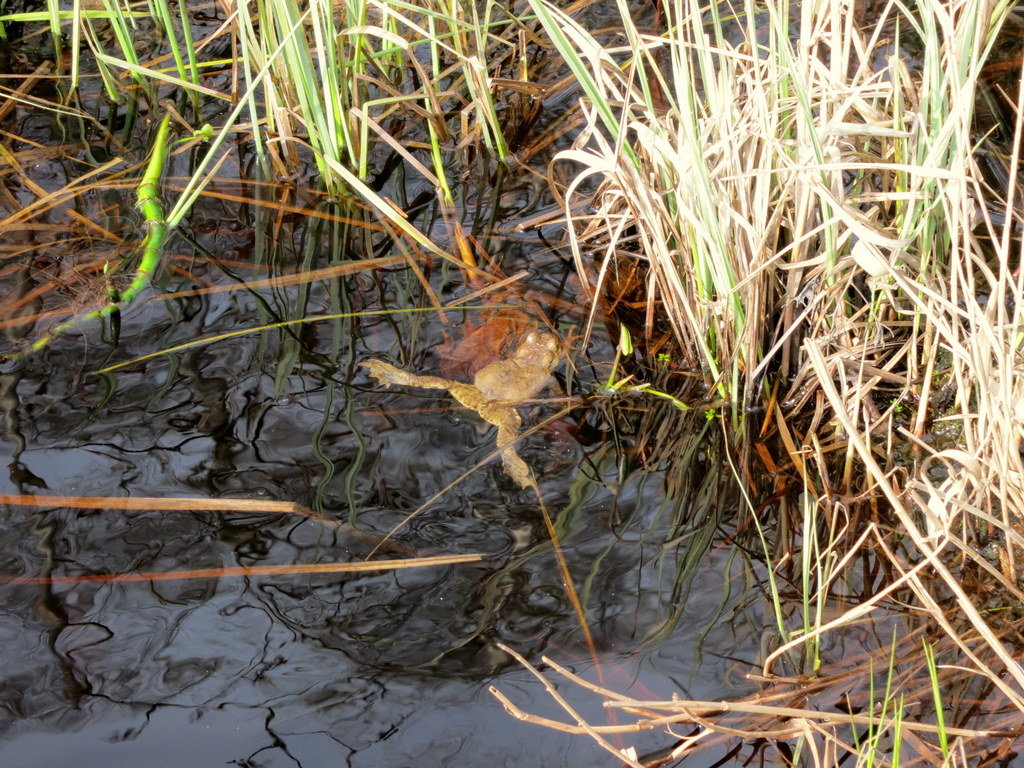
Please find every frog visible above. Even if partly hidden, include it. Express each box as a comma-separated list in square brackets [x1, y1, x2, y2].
[360, 331, 561, 488]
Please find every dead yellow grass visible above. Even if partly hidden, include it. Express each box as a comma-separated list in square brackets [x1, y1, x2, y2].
[501, 0, 1024, 762]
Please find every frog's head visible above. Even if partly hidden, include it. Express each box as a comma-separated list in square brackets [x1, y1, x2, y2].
[514, 331, 561, 371]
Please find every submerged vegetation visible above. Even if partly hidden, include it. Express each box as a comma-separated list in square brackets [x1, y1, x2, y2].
[1, 0, 1023, 764]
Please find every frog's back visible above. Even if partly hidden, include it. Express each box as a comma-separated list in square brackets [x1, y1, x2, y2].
[474, 359, 552, 402]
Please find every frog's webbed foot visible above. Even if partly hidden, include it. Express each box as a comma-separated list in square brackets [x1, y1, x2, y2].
[361, 359, 456, 391]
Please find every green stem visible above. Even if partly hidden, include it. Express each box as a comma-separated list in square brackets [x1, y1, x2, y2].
[17, 114, 173, 358]
[123, 114, 172, 306]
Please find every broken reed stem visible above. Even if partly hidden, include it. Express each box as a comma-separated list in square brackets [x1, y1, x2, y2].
[494, 643, 645, 768]
[491, 650, 1014, 740]
[0, 554, 484, 585]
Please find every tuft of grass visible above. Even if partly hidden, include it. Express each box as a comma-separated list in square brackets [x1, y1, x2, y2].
[4, 0, 539, 262]
[499, 0, 1024, 762]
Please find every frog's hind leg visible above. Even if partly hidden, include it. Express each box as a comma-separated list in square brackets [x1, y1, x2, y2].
[493, 410, 533, 488]
[361, 360, 455, 391]
[446, 383, 486, 412]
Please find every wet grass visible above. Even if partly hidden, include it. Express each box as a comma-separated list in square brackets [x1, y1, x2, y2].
[1, 0, 1023, 764]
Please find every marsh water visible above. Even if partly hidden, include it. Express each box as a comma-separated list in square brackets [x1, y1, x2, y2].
[0, 139, 784, 765]
[6, 5, 1024, 761]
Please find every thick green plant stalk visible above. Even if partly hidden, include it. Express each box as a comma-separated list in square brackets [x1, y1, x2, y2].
[13, 115, 173, 358]
[128, 115, 173, 303]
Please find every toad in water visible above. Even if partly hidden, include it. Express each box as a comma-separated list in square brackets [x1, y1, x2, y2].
[361, 332, 560, 488]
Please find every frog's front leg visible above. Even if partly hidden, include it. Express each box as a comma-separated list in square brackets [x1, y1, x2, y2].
[361, 359, 456, 392]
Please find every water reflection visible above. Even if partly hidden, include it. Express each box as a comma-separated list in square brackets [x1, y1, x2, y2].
[0, 477, 751, 766]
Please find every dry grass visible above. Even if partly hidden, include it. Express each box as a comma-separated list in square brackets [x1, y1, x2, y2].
[497, 0, 1024, 763]
[0, 494, 481, 583]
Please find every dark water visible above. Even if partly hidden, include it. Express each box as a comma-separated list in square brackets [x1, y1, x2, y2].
[0, 155, 771, 766]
